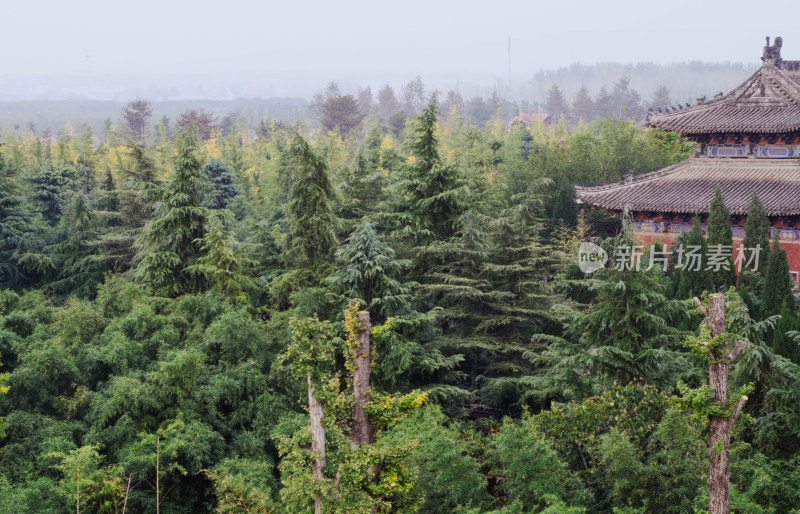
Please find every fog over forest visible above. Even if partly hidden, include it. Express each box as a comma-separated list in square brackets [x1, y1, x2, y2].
[0, 60, 760, 135]
[2, 0, 793, 131]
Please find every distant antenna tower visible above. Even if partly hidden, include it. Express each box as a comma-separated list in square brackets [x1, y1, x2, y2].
[85, 51, 91, 97]
[508, 36, 511, 86]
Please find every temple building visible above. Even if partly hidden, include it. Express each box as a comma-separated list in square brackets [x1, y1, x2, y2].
[575, 36, 800, 286]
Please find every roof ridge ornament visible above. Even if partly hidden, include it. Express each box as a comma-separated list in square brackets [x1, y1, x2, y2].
[762, 36, 783, 68]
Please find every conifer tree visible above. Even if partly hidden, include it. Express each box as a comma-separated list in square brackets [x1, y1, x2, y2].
[552, 182, 578, 226]
[328, 218, 411, 322]
[26, 162, 81, 225]
[135, 129, 211, 296]
[202, 159, 239, 210]
[0, 150, 46, 288]
[90, 167, 139, 273]
[336, 147, 385, 227]
[674, 217, 713, 299]
[761, 232, 793, 319]
[401, 93, 466, 244]
[471, 182, 565, 407]
[532, 219, 689, 400]
[544, 85, 569, 120]
[327, 218, 449, 388]
[119, 142, 158, 231]
[772, 300, 800, 364]
[285, 133, 337, 280]
[96, 168, 120, 214]
[46, 192, 104, 297]
[742, 190, 771, 274]
[184, 212, 257, 304]
[650, 85, 671, 109]
[571, 85, 594, 122]
[706, 186, 736, 290]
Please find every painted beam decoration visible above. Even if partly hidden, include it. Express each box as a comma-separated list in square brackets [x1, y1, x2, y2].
[632, 221, 800, 241]
[754, 145, 800, 158]
[704, 145, 800, 157]
[705, 145, 748, 157]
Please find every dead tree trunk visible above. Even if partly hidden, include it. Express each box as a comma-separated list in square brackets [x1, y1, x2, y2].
[307, 373, 326, 514]
[351, 310, 375, 449]
[700, 294, 748, 514]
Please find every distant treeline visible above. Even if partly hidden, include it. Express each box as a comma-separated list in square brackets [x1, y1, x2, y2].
[0, 60, 760, 137]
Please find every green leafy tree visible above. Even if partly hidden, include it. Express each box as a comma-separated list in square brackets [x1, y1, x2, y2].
[50, 445, 126, 514]
[205, 458, 278, 513]
[534, 384, 682, 510]
[276, 306, 424, 513]
[490, 415, 587, 510]
[597, 407, 706, 512]
[377, 407, 491, 512]
[135, 129, 212, 296]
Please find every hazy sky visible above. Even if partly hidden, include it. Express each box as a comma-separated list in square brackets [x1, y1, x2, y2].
[3, 0, 799, 78]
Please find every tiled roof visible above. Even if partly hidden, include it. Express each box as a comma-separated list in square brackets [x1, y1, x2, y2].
[646, 61, 800, 134]
[574, 156, 800, 216]
[509, 113, 551, 127]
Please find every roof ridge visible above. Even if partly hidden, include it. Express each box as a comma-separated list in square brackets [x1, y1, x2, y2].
[646, 63, 800, 132]
[574, 159, 689, 192]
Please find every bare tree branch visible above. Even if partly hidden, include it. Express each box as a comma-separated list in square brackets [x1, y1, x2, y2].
[693, 297, 707, 316]
[732, 395, 748, 423]
[725, 340, 746, 362]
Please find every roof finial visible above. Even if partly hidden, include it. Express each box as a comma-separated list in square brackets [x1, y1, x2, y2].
[762, 36, 783, 67]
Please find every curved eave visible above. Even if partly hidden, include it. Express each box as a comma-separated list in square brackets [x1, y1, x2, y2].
[575, 157, 800, 217]
[646, 64, 800, 134]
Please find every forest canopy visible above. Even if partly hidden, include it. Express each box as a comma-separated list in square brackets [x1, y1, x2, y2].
[0, 87, 798, 513]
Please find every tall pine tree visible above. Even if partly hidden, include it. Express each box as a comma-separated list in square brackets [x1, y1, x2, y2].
[135, 129, 212, 296]
[0, 148, 46, 288]
[532, 218, 689, 400]
[742, 190, 771, 274]
[706, 185, 736, 291]
[761, 231, 793, 319]
[673, 217, 713, 299]
[286, 133, 337, 279]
